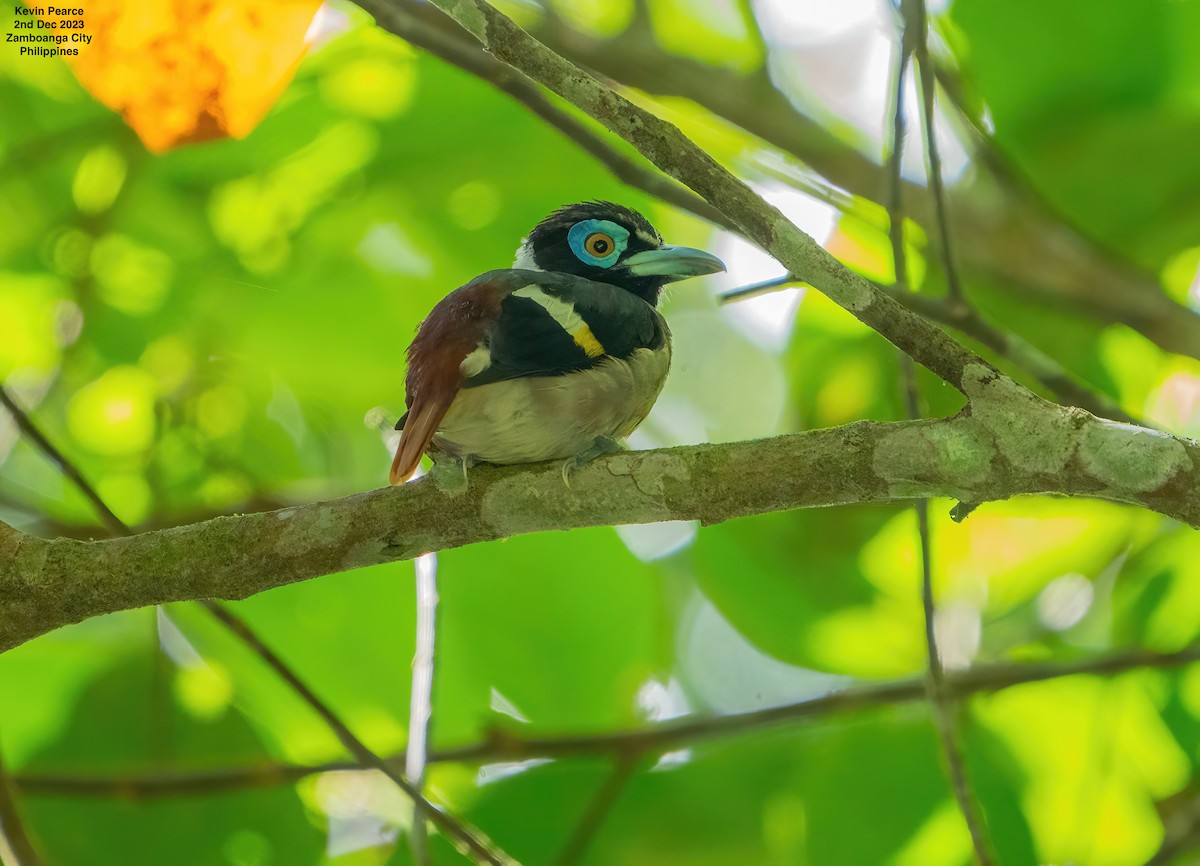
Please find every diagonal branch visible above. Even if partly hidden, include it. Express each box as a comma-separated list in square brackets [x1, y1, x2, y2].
[203, 602, 510, 866]
[0, 386, 127, 536]
[366, 0, 1150, 431]
[3, 402, 1198, 652]
[515, 7, 1200, 361]
[376, 0, 1143, 432]
[363, 0, 996, 393]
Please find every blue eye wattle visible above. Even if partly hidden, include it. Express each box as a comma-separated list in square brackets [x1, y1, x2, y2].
[568, 219, 629, 268]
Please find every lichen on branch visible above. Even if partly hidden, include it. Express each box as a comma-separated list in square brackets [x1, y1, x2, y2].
[2, 406, 1197, 653]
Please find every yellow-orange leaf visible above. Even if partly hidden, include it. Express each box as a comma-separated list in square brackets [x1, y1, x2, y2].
[43, 1, 322, 153]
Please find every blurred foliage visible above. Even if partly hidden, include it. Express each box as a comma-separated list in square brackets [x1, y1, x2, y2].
[2, 0, 1200, 863]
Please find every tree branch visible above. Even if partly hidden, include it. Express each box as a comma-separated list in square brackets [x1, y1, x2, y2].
[202, 602, 511, 866]
[364, 0, 1149, 429]
[3, 404, 1198, 652]
[14, 644, 1200, 800]
[375, 0, 1000, 394]
[515, 8, 1200, 361]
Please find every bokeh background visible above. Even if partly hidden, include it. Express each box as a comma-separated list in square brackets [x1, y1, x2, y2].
[3, 0, 1200, 863]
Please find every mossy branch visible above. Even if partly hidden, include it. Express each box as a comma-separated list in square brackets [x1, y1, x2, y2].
[396, 0, 992, 393]
[3, 395, 1198, 653]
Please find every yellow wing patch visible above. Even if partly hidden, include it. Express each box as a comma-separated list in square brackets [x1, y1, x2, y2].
[571, 323, 605, 358]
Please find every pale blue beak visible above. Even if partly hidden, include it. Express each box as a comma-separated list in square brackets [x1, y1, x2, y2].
[619, 244, 727, 280]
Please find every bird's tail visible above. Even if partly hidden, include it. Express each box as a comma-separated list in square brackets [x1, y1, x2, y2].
[389, 400, 450, 485]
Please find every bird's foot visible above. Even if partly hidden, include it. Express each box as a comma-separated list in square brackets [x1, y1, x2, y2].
[430, 452, 476, 496]
[561, 437, 624, 488]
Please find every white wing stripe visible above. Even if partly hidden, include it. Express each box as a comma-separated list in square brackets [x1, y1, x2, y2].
[512, 286, 587, 334]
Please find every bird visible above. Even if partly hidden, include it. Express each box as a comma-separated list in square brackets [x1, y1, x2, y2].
[389, 201, 726, 485]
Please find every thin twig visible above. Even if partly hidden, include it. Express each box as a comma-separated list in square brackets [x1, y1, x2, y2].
[0, 385, 129, 536]
[913, 496, 996, 866]
[903, 0, 966, 310]
[405, 552, 440, 866]
[15, 643, 1200, 800]
[0, 735, 43, 866]
[887, 24, 996, 863]
[553, 756, 641, 866]
[887, 20, 912, 294]
[718, 274, 801, 304]
[201, 602, 511, 866]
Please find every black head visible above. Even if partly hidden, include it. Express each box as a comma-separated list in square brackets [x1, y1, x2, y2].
[514, 201, 726, 305]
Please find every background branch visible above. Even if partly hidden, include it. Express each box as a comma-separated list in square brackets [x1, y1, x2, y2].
[516, 5, 1200, 361]
[914, 481, 994, 861]
[14, 643, 1200, 800]
[405, 552, 440, 866]
[887, 29, 995, 860]
[202, 602, 509, 866]
[376, 0, 1000, 394]
[0, 386, 127, 537]
[905, 0, 966, 310]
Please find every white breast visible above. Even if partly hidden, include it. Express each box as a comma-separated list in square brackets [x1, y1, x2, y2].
[433, 342, 671, 465]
